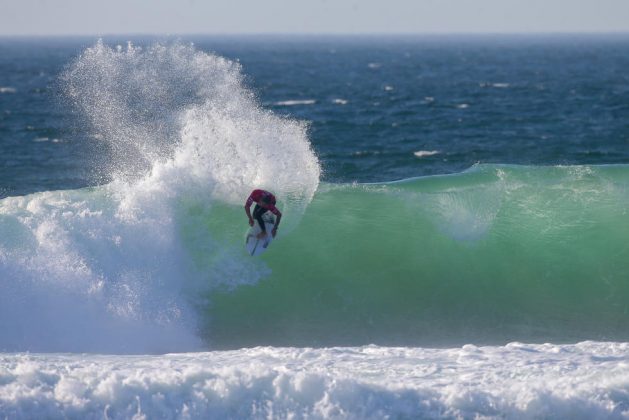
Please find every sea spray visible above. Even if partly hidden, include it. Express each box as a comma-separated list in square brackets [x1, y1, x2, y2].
[61, 40, 319, 207]
[0, 40, 320, 353]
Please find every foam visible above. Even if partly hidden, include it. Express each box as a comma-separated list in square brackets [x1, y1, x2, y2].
[1, 342, 628, 419]
[274, 99, 316, 106]
[413, 150, 439, 158]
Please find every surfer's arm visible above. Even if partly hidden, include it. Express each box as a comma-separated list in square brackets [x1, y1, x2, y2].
[271, 209, 282, 237]
[244, 196, 254, 226]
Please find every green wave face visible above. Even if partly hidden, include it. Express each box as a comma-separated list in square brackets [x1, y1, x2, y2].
[201, 165, 629, 348]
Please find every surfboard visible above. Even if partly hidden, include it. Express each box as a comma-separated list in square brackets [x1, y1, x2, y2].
[245, 214, 275, 256]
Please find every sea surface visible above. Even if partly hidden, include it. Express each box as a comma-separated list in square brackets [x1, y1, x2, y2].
[1, 34, 629, 418]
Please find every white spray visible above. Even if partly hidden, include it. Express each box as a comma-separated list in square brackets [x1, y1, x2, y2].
[0, 40, 320, 353]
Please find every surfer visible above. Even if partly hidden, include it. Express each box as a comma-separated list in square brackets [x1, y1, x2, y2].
[245, 189, 282, 239]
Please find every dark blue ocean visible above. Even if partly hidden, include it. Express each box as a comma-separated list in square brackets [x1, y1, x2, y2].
[2, 35, 629, 197]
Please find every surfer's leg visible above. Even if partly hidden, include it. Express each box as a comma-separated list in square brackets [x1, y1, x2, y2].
[253, 204, 267, 232]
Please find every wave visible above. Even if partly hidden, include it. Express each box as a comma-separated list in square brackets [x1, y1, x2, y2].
[0, 40, 319, 353]
[2, 40, 629, 353]
[206, 164, 629, 348]
[413, 150, 440, 158]
[274, 99, 316, 106]
[4, 162, 629, 351]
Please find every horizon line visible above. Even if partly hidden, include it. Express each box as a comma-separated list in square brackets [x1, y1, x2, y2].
[1, 31, 629, 38]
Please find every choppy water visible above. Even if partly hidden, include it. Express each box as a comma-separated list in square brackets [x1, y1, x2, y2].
[2, 35, 629, 196]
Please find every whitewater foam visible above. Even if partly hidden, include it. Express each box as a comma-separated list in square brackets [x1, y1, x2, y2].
[274, 99, 316, 106]
[413, 150, 439, 158]
[1, 342, 628, 419]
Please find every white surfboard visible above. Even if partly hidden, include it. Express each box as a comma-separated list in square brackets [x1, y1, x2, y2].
[245, 215, 275, 256]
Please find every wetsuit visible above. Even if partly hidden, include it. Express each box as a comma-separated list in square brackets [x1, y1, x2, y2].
[245, 189, 282, 233]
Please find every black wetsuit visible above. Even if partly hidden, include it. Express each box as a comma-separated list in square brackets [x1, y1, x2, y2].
[253, 204, 271, 232]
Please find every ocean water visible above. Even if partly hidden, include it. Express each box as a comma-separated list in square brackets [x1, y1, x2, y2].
[1, 35, 629, 418]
